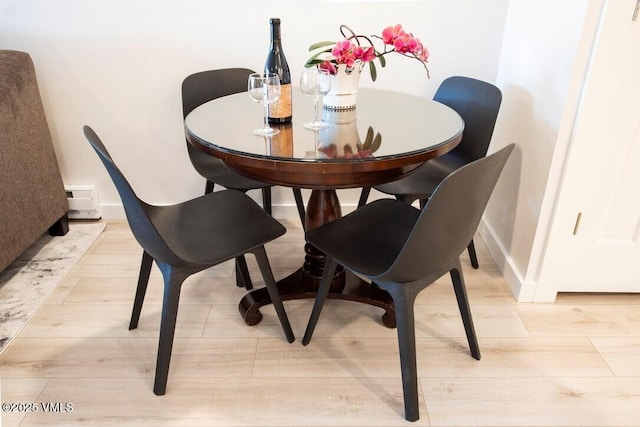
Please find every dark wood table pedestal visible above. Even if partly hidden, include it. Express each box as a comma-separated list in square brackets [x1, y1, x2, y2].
[238, 188, 397, 328]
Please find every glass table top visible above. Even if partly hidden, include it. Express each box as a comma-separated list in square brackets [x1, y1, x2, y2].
[185, 88, 464, 163]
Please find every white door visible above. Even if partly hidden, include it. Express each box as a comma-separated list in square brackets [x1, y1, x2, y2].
[535, 0, 640, 301]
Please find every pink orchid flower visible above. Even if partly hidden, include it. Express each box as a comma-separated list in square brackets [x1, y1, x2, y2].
[331, 40, 352, 57]
[414, 39, 429, 62]
[394, 33, 420, 54]
[332, 40, 376, 66]
[358, 46, 376, 62]
[353, 46, 376, 62]
[332, 40, 357, 66]
[381, 24, 406, 45]
[319, 60, 337, 75]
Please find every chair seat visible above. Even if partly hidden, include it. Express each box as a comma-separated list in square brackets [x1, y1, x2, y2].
[306, 199, 420, 278]
[148, 190, 285, 266]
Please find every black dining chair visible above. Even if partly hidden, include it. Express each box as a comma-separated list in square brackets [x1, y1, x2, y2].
[182, 68, 306, 289]
[84, 125, 295, 396]
[357, 76, 502, 269]
[303, 144, 515, 422]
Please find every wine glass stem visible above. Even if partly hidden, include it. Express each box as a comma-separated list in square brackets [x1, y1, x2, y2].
[263, 103, 270, 129]
[314, 96, 321, 123]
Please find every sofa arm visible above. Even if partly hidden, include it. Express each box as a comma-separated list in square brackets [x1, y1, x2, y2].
[0, 50, 69, 272]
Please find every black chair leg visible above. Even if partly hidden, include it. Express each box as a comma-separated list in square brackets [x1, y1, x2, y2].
[262, 187, 272, 215]
[204, 180, 215, 194]
[235, 255, 253, 290]
[252, 246, 295, 343]
[293, 188, 305, 227]
[450, 261, 481, 360]
[467, 239, 479, 269]
[129, 251, 153, 330]
[302, 257, 338, 345]
[153, 264, 189, 395]
[382, 282, 422, 422]
[357, 187, 371, 208]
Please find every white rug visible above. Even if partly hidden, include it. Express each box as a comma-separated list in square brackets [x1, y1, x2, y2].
[0, 222, 105, 353]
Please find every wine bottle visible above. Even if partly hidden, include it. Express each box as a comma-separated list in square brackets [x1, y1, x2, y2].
[265, 18, 292, 123]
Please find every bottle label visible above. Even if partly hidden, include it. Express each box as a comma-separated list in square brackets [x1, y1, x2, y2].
[269, 83, 292, 120]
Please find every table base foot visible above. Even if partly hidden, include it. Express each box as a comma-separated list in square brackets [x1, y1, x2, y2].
[238, 268, 396, 328]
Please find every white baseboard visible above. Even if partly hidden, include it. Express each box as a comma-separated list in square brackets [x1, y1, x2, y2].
[98, 203, 125, 220]
[477, 219, 537, 302]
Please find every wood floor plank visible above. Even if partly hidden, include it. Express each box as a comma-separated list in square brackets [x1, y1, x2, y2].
[554, 292, 640, 305]
[253, 337, 614, 379]
[515, 304, 640, 337]
[423, 377, 640, 426]
[17, 303, 211, 338]
[59, 274, 249, 306]
[0, 378, 49, 427]
[17, 377, 430, 426]
[590, 337, 640, 377]
[0, 337, 257, 379]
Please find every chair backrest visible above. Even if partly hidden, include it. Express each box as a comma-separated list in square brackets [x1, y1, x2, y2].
[433, 76, 502, 165]
[181, 68, 256, 166]
[181, 68, 255, 119]
[83, 126, 185, 266]
[378, 144, 515, 283]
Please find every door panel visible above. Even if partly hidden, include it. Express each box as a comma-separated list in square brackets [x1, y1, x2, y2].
[536, 0, 640, 300]
[602, 121, 640, 242]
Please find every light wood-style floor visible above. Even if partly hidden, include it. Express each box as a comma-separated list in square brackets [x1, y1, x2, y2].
[2, 219, 640, 426]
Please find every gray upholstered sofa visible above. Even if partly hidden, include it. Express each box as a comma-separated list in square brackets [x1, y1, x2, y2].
[0, 50, 69, 272]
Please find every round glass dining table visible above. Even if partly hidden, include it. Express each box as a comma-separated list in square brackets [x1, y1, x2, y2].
[185, 88, 463, 327]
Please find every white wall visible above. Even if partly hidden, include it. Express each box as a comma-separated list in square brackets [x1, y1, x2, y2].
[0, 0, 508, 217]
[6, 0, 596, 302]
[479, 0, 595, 300]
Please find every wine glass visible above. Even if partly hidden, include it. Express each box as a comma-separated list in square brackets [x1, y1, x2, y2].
[300, 67, 331, 130]
[248, 72, 281, 136]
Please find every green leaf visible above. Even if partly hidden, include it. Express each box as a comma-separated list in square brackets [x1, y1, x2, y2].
[370, 133, 382, 152]
[378, 55, 386, 67]
[308, 41, 336, 52]
[305, 50, 332, 66]
[304, 59, 325, 68]
[363, 127, 374, 149]
[369, 62, 377, 82]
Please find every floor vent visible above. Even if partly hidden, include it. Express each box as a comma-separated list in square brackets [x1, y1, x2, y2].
[65, 185, 101, 219]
